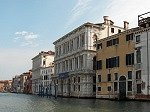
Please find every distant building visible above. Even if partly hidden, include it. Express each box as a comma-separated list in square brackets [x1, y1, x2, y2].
[53, 16, 126, 98]
[0, 80, 12, 92]
[12, 75, 20, 93]
[32, 51, 55, 94]
[24, 70, 32, 94]
[20, 73, 28, 93]
[40, 64, 54, 95]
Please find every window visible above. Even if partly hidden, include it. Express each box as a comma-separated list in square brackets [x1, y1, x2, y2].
[79, 55, 83, 68]
[93, 56, 96, 70]
[43, 60, 46, 66]
[106, 56, 119, 68]
[137, 84, 141, 93]
[112, 38, 119, 45]
[93, 85, 96, 92]
[93, 76, 96, 83]
[111, 28, 114, 33]
[136, 48, 141, 63]
[114, 73, 118, 80]
[128, 81, 132, 91]
[81, 33, 85, 47]
[74, 85, 76, 91]
[74, 77, 76, 83]
[75, 57, 78, 69]
[77, 37, 79, 48]
[106, 38, 119, 47]
[128, 71, 132, 79]
[126, 33, 133, 41]
[107, 40, 112, 47]
[69, 59, 72, 70]
[96, 60, 102, 70]
[136, 35, 141, 43]
[114, 82, 117, 91]
[78, 85, 80, 91]
[97, 43, 102, 50]
[136, 70, 141, 79]
[78, 77, 80, 83]
[107, 74, 111, 81]
[126, 53, 134, 65]
[98, 75, 101, 82]
[98, 87, 101, 91]
[118, 29, 121, 33]
[108, 86, 111, 91]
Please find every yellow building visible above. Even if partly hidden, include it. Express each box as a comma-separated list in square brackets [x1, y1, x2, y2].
[96, 27, 139, 100]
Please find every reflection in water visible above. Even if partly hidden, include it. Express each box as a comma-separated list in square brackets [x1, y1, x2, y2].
[0, 93, 149, 112]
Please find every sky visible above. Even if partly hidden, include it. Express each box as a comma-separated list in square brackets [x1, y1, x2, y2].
[0, 0, 150, 80]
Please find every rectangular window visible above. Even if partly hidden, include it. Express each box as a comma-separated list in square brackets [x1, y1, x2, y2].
[113, 38, 119, 45]
[111, 28, 114, 33]
[97, 43, 102, 50]
[136, 70, 141, 79]
[97, 60, 102, 70]
[93, 76, 96, 83]
[75, 57, 78, 69]
[77, 37, 79, 48]
[74, 85, 76, 91]
[78, 77, 80, 83]
[126, 33, 133, 41]
[136, 35, 141, 43]
[79, 55, 83, 68]
[43, 60, 46, 66]
[106, 40, 113, 47]
[126, 53, 134, 65]
[136, 48, 141, 63]
[98, 87, 101, 91]
[93, 85, 96, 92]
[78, 85, 80, 91]
[74, 77, 76, 83]
[114, 73, 118, 80]
[128, 71, 132, 79]
[114, 82, 118, 91]
[118, 29, 121, 33]
[107, 74, 111, 81]
[108, 86, 111, 91]
[128, 81, 132, 91]
[81, 33, 85, 47]
[137, 84, 141, 93]
[98, 75, 101, 82]
[106, 56, 119, 68]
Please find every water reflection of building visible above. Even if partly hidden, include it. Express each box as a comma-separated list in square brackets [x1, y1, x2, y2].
[53, 16, 126, 98]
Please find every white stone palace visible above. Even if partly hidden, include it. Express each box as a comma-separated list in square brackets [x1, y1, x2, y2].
[53, 16, 126, 98]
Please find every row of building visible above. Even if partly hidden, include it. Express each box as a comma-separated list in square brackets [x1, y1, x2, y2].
[0, 80, 12, 92]
[11, 12, 150, 100]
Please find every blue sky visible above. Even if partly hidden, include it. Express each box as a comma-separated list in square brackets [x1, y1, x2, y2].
[0, 0, 150, 80]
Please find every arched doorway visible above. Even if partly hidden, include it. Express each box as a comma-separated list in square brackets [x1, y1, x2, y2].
[119, 76, 126, 100]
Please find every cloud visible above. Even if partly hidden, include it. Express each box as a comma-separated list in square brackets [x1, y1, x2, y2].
[103, 0, 150, 27]
[14, 31, 39, 47]
[66, 0, 92, 27]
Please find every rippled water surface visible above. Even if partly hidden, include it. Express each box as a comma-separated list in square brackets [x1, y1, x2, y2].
[0, 93, 150, 112]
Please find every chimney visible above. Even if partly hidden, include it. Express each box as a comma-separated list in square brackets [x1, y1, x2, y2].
[103, 16, 109, 25]
[124, 21, 129, 30]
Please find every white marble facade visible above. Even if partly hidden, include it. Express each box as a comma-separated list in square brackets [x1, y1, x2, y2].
[53, 16, 126, 97]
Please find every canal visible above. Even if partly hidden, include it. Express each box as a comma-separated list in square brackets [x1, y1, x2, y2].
[0, 93, 150, 112]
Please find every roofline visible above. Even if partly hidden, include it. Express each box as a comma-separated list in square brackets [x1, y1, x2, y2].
[53, 22, 100, 45]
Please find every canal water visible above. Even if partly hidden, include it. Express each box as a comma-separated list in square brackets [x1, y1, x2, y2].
[0, 93, 150, 112]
